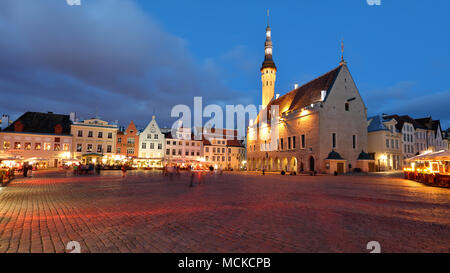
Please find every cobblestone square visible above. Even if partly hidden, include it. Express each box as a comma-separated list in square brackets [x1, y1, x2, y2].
[0, 171, 449, 253]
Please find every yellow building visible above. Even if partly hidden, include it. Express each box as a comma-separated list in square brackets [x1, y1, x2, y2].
[202, 128, 246, 171]
[367, 115, 402, 171]
[71, 118, 118, 164]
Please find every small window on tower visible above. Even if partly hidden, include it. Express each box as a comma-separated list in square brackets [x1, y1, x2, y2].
[345, 103, 349, 111]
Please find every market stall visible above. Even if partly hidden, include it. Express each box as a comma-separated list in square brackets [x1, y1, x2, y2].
[0, 154, 22, 186]
[404, 150, 450, 188]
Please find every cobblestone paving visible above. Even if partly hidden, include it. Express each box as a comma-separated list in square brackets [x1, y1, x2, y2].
[0, 171, 449, 253]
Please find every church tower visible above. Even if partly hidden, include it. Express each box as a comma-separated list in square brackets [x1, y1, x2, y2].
[261, 12, 277, 109]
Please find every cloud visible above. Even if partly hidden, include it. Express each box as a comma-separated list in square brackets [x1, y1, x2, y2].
[0, 0, 251, 129]
[364, 82, 450, 129]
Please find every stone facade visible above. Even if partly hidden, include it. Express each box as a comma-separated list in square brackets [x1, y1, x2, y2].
[247, 64, 368, 174]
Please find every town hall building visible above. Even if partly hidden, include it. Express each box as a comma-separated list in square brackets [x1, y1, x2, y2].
[247, 21, 370, 174]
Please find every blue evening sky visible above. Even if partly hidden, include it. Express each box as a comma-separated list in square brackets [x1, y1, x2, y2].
[0, 0, 449, 129]
[137, 0, 450, 128]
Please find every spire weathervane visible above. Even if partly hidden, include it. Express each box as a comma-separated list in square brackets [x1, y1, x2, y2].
[340, 38, 347, 65]
[267, 9, 270, 26]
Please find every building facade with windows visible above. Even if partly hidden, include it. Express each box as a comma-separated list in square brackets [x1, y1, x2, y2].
[0, 112, 73, 168]
[162, 128, 203, 167]
[202, 128, 246, 171]
[367, 115, 402, 171]
[415, 117, 447, 152]
[247, 22, 368, 174]
[116, 121, 139, 158]
[71, 118, 118, 164]
[137, 116, 165, 168]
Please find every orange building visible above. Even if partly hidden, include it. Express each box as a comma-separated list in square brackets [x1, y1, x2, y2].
[116, 121, 139, 158]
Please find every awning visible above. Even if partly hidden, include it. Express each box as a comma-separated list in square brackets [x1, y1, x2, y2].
[406, 150, 450, 162]
[82, 153, 104, 157]
[24, 157, 48, 162]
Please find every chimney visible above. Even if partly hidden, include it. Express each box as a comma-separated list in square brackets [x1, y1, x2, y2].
[69, 112, 76, 123]
[1, 114, 10, 130]
[321, 90, 327, 101]
[294, 83, 299, 89]
[275, 94, 280, 99]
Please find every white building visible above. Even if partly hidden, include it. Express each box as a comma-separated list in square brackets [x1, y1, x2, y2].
[137, 116, 165, 168]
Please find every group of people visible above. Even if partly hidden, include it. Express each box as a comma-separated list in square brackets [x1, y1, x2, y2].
[71, 163, 129, 177]
[22, 164, 34, 178]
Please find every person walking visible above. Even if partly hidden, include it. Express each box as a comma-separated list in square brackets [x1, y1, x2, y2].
[23, 164, 28, 178]
[28, 164, 33, 178]
[121, 164, 127, 178]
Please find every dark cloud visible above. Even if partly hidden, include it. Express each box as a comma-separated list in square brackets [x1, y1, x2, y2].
[364, 82, 450, 129]
[0, 0, 252, 129]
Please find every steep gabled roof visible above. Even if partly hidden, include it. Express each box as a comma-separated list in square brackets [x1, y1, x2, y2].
[266, 66, 341, 115]
[3, 112, 72, 135]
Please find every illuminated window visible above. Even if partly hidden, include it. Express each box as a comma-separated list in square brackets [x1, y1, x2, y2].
[77, 144, 82, 152]
[98, 132, 103, 138]
[14, 142, 21, 149]
[87, 144, 93, 152]
[97, 145, 102, 153]
[107, 145, 112, 153]
[44, 143, 51, 151]
[24, 142, 31, 150]
[88, 131, 93, 137]
[3, 141, 10, 150]
[35, 143, 41, 150]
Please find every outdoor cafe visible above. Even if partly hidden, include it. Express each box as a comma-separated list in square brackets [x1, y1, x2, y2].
[403, 150, 450, 188]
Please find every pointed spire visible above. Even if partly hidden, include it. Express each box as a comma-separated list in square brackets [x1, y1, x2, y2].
[340, 38, 347, 66]
[267, 9, 270, 26]
[261, 10, 276, 71]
